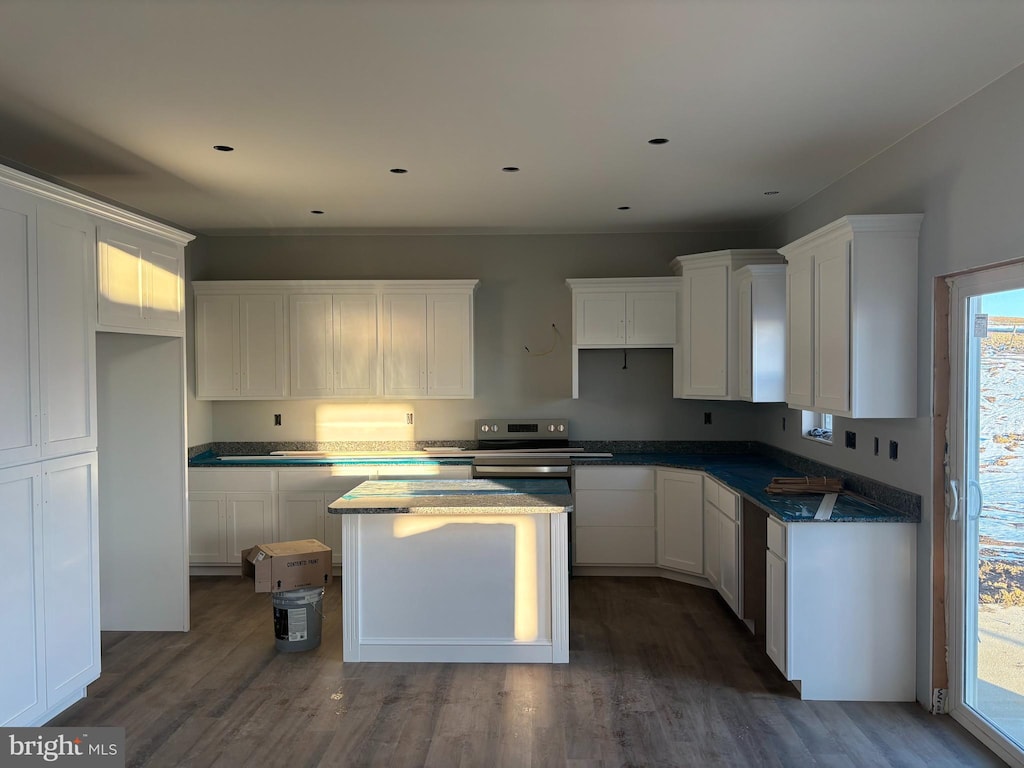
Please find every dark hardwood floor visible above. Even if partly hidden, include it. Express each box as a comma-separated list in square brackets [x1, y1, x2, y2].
[52, 576, 1002, 767]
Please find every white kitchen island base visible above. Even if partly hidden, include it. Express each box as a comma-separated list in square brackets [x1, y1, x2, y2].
[332, 479, 571, 664]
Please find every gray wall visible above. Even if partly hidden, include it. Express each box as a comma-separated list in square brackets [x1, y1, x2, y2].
[189, 231, 761, 443]
[752, 63, 1024, 705]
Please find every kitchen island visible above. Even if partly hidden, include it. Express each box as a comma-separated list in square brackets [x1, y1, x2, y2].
[328, 478, 572, 663]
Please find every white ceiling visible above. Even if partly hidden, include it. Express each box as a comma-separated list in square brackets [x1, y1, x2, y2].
[1, 0, 1023, 236]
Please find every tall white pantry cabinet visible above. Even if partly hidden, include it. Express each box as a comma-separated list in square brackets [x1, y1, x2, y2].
[0, 164, 193, 727]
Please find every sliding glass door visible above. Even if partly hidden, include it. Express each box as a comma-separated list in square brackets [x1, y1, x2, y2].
[948, 263, 1024, 766]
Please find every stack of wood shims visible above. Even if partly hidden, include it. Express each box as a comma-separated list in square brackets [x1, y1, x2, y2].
[766, 476, 844, 495]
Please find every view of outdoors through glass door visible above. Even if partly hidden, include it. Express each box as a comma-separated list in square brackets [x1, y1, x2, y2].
[963, 285, 1024, 750]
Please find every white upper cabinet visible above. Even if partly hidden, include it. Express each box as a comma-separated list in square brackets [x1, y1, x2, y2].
[36, 203, 97, 458]
[566, 277, 677, 398]
[0, 187, 40, 468]
[333, 293, 379, 397]
[671, 250, 782, 401]
[382, 293, 428, 397]
[97, 223, 186, 336]
[193, 280, 475, 400]
[382, 287, 475, 399]
[0, 189, 100, 469]
[779, 214, 922, 418]
[567, 278, 677, 346]
[195, 286, 287, 399]
[427, 293, 473, 396]
[735, 265, 787, 403]
[290, 293, 336, 398]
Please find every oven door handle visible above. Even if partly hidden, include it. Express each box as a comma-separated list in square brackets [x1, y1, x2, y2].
[472, 465, 571, 475]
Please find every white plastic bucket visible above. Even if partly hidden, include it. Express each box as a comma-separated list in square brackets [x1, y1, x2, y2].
[271, 586, 324, 652]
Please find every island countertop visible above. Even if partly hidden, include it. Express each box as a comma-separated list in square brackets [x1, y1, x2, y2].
[327, 478, 573, 515]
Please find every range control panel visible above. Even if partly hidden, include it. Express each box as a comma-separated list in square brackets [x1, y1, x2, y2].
[474, 418, 569, 439]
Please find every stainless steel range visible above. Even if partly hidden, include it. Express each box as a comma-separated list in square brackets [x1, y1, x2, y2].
[470, 418, 573, 479]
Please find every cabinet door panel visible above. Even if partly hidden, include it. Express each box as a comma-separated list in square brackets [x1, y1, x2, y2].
[815, 239, 851, 413]
[334, 293, 378, 396]
[240, 294, 286, 397]
[427, 293, 472, 396]
[195, 295, 239, 397]
[703, 504, 720, 587]
[324, 510, 344, 566]
[766, 550, 787, 675]
[627, 291, 676, 345]
[97, 227, 145, 328]
[0, 191, 39, 467]
[737, 274, 754, 400]
[189, 494, 226, 563]
[656, 471, 703, 574]
[290, 295, 334, 397]
[145, 241, 185, 331]
[575, 526, 655, 565]
[575, 292, 625, 344]
[37, 205, 96, 458]
[681, 265, 729, 397]
[0, 465, 44, 726]
[41, 453, 100, 706]
[382, 294, 427, 396]
[225, 493, 273, 563]
[574, 489, 654, 526]
[718, 514, 741, 616]
[280, 492, 326, 542]
[785, 255, 815, 409]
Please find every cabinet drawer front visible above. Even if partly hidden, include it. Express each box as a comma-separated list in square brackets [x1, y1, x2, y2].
[575, 526, 656, 565]
[277, 468, 368, 493]
[704, 477, 738, 520]
[767, 516, 787, 559]
[188, 469, 274, 492]
[574, 466, 653, 491]
[575, 490, 654, 526]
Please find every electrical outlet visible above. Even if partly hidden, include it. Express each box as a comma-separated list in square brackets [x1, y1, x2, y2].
[845, 430, 856, 449]
[873, 437, 880, 456]
[406, 412, 414, 425]
[703, 412, 712, 425]
[782, 416, 787, 432]
[889, 440, 899, 461]
[274, 414, 282, 426]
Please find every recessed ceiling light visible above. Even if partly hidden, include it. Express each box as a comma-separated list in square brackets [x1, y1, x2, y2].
[310, 210, 325, 215]
[502, 166, 520, 173]
[213, 145, 234, 152]
[763, 190, 780, 196]
[390, 168, 408, 174]
[617, 206, 631, 211]
[648, 138, 669, 145]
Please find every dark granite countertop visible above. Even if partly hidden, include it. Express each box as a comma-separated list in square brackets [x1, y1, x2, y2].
[327, 478, 573, 515]
[187, 448, 918, 524]
[573, 453, 919, 524]
[188, 450, 473, 469]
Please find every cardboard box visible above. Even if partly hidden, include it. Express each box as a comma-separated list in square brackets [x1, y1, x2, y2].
[242, 539, 333, 593]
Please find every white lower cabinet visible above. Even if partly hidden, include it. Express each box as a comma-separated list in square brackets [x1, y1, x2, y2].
[279, 490, 348, 566]
[764, 515, 917, 701]
[655, 469, 703, 574]
[188, 467, 378, 568]
[703, 503, 720, 588]
[188, 470, 274, 566]
[573, 467, 655, 566]
[224, 494, 274, 564]
[766, 546, 787, 677]
[704, 476, 742, 616]
[1, 452, 100, 727]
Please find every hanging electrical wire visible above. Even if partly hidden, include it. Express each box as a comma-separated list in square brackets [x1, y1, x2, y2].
[524, 324, 561, 356]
